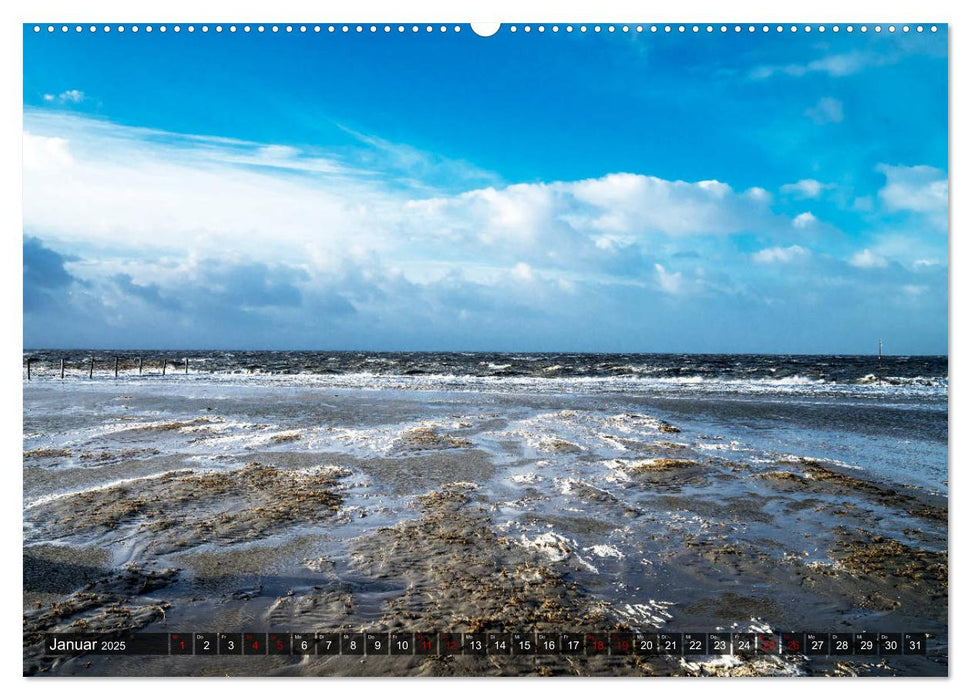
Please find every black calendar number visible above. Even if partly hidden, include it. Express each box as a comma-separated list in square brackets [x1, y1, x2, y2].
[634, 634, 658, 655]
[194, 633, 218, 656]
[487, 633, 511, 655]
[560, 633, 584, 655]
[292, 633, 315, 655]
[878, 633, 902, 655]
[707, 633, 731, 655]
[218, 633, 243, 655]
[830, 633, 853, 656]
[315, 633, 340, 655]
[512, 633, 536, 655]
[732, 633, 756, 655]
[805, 633, 828, 656]
[657, 633, 682, 655]
[537, 633, 560, 654]
[463, 633, 487, 656]
[389, 632, 413, 655]
[683, 633, 706, 656]
[366, 633, 389, 655]
[340, 632, 364, 655]
[904, 633, 928, 656]
[854, 633, 878, 655]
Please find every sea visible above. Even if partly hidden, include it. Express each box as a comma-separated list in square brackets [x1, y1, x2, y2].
[24, 350, 948, 491]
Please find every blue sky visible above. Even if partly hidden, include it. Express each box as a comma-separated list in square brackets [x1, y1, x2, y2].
[23, 25, 948, 353]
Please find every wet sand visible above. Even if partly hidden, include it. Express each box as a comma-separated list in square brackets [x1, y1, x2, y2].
[23, 382, 947, 676]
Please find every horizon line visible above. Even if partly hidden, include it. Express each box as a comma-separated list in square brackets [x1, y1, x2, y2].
[21, 347, 949, 358]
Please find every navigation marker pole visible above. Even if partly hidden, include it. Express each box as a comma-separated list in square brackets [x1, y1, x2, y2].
[878, 338, 883, 385]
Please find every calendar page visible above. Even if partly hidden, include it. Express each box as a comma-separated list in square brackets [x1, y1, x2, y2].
[22, 19, 948, 678]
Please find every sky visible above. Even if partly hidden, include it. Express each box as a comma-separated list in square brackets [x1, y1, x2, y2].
[22, 24, 948, 353]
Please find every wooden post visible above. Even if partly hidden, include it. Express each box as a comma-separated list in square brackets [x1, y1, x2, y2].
[60, 358, 65, 379]
[138, 357, 143, 375]
[89, 357, 94, 379]
[184, 357, 189, 375]
[161, 359, 166, 376]
[114, 356, 119, 378]
[26, 358, 31, 381]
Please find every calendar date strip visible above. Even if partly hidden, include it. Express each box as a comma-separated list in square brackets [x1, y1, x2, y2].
[38, 631, 931, 657]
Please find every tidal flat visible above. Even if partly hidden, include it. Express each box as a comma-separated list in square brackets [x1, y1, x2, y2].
[23, 368, 947, 676]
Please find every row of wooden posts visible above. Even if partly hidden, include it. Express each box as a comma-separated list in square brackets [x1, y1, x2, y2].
[24, 357, 190, 381]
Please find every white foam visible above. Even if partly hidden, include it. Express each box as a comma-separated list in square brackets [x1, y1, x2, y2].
[680, 656, 743, 673]
[22, 368, 948, 401]
[518, 531, 574, 562]
[574, 556, 600, 573]
[612, 600, 675, 629]
[746, 619, 775, 634]
[696, 440, 745, 452]
[603, 467, 632, 484]
[24, 469, 191, 510]
[584, 544, 624, 559]
[597, 433, 630, 451]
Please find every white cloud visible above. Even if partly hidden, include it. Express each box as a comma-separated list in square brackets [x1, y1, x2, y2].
[338, 125, 500, 193]
[861, 234, 946, 271]
[560, 173, 746, 237]
[751, 51, 887, 80]
[849, 249, 888, 268]
[753, 245, 810, 264]
[804, 54, 872, 77]
[43, 89, 84, 104]
[20, 110, 812, 306]
[654, 264, 683, 295]
[781, 179, 834, 199]
[23, 114, 399, 266]
[877, 164, 948, 229]
[22, 132, 73, 171]
[412, 172, 780, 256]
[792, 212, 818, 229]
[512, 262, 534, 281]
[806, 97, 844, 125]
[744, 186, 772, 203]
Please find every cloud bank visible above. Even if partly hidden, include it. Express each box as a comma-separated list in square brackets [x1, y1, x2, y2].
[22, 111, 948, 353]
